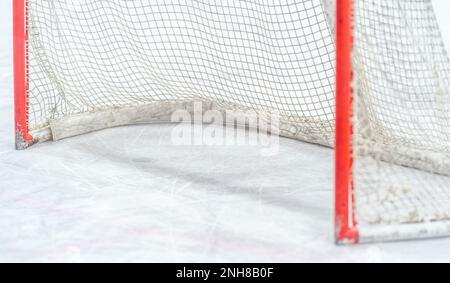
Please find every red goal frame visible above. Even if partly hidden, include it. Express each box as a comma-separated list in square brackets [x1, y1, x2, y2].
[13, 0, 33, 149]
[335, 0, 358, 244]
[13, 0, 358, 243]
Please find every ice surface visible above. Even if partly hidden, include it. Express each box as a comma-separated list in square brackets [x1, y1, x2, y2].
[1, 0, 450, 262]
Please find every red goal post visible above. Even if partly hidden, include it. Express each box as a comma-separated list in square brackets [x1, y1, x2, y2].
[335, 0, 358, 244]
[13, 0, 34, 149]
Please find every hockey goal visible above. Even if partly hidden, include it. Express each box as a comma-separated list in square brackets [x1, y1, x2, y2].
[13, 0, 450, 244]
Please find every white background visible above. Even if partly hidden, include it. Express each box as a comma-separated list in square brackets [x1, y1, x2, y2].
[1, 0, 450, 262]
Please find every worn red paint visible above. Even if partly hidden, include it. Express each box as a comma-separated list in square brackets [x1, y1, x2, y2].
[335, 0, 359, 244]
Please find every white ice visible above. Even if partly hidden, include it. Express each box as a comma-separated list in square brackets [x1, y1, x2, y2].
[1, 0, 450, 262]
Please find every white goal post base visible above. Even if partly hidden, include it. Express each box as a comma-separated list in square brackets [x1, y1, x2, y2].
[356, 222, 450, 244]
[25, 100, 332, 148]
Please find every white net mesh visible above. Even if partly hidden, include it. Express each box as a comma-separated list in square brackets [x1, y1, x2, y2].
[26, 0, 450, 241]
[352, 0, 450, 241]
[28, 0, 336, 145]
